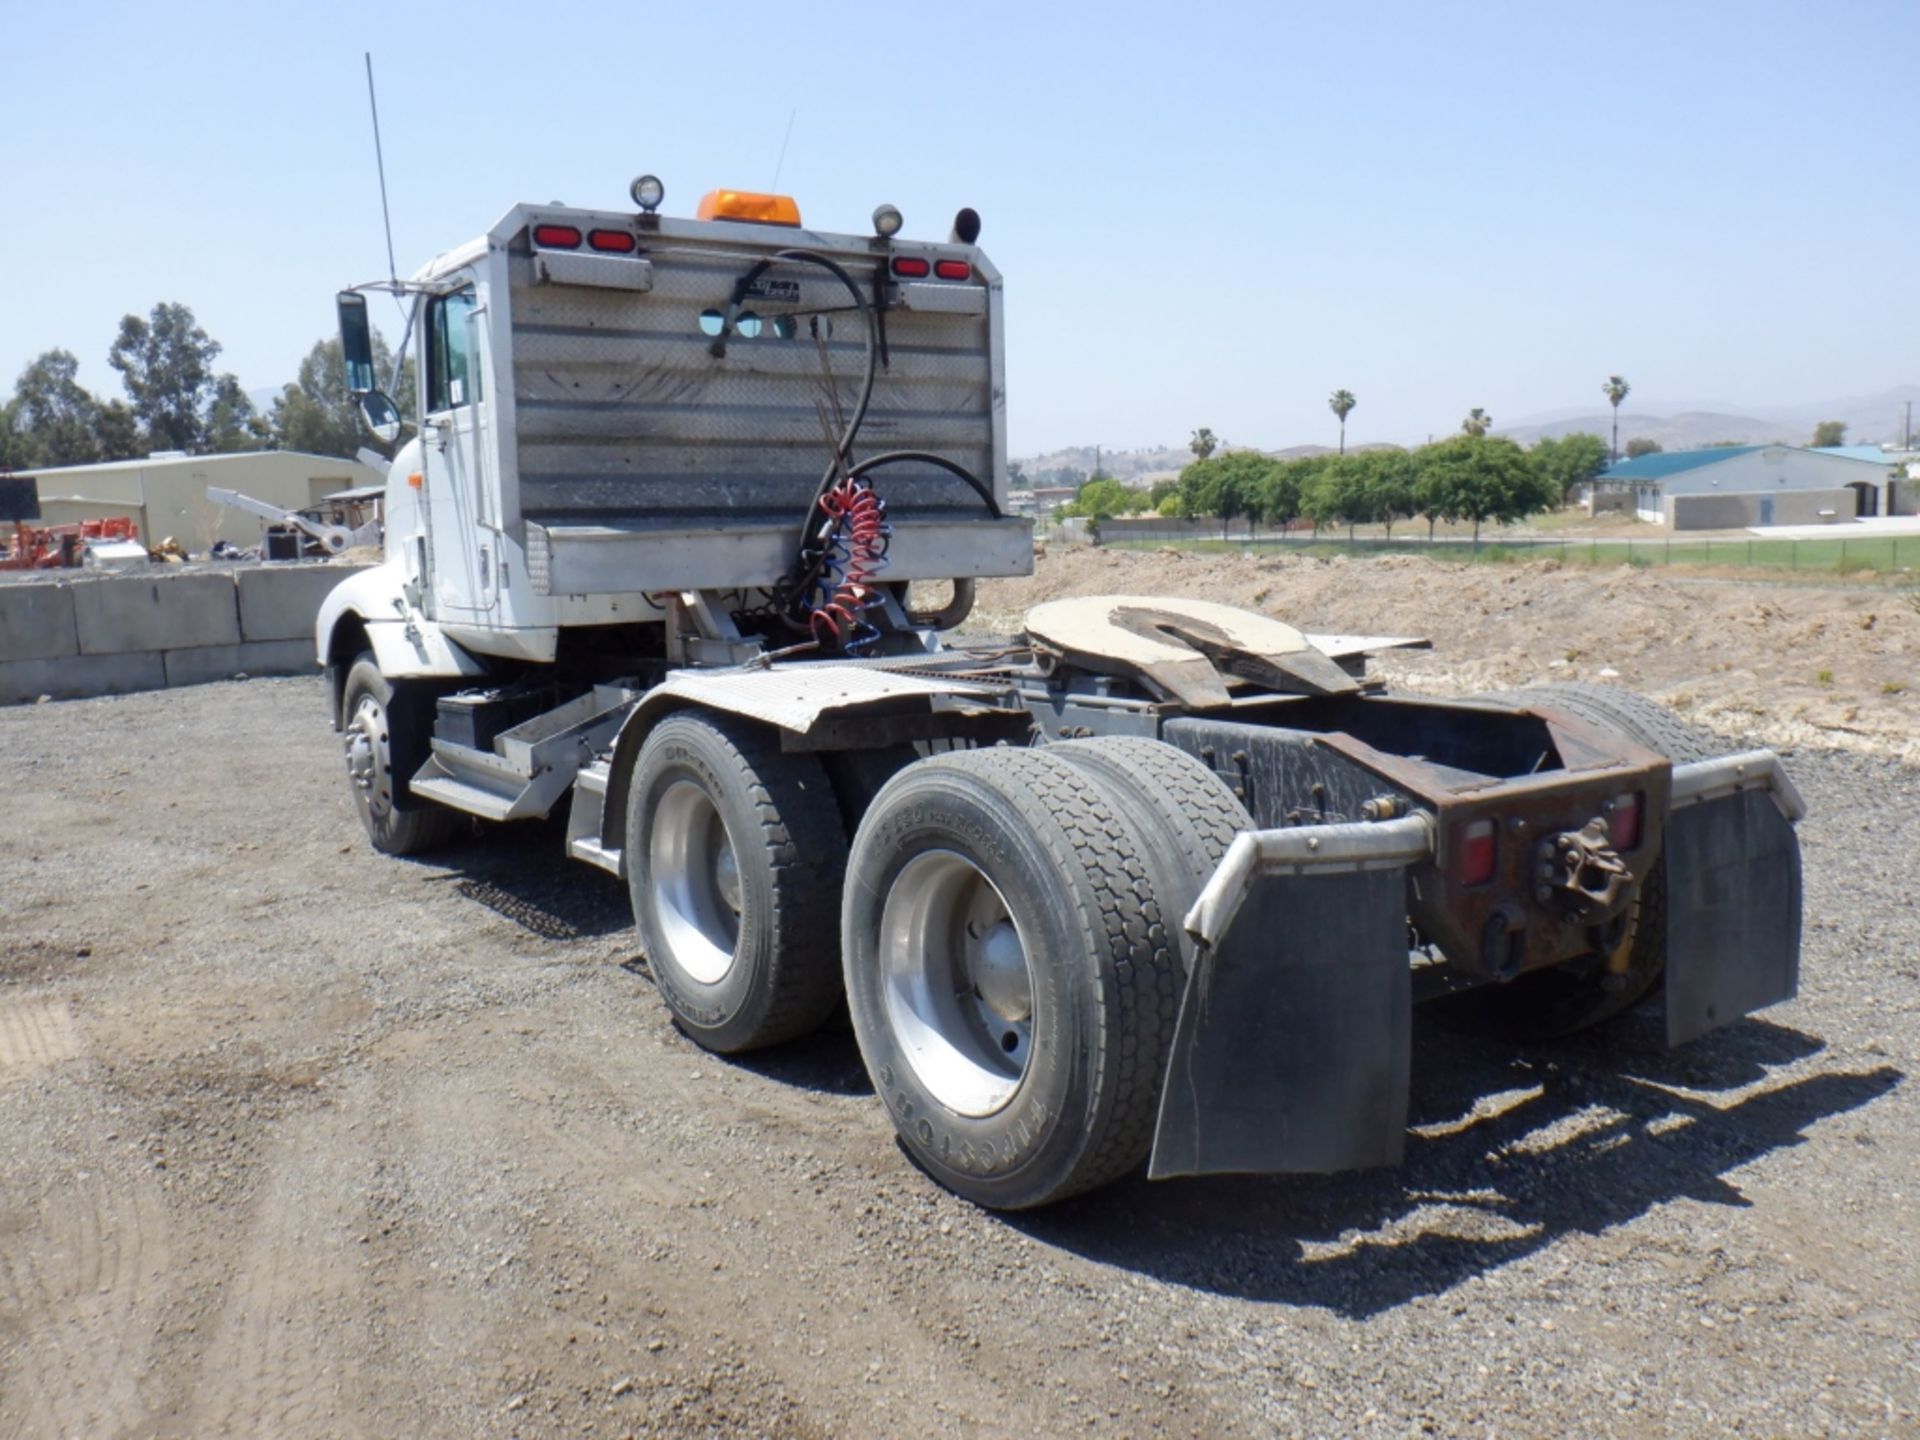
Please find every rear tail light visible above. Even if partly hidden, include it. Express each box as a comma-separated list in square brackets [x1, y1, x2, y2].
[934, 259, 972, 281]
[1457, 818, 1497, 886]
[587, 228, 636, 253]
[532, 224, 582, 249]
[1608, 792, 1644, 851]
[890, 256, 931, 278]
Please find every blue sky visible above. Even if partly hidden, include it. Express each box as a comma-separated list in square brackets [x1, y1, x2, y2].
[3, 0, 1915, 454]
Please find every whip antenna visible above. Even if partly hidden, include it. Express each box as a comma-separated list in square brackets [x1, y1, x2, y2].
[365, 52, 399, 287]
[770, 107, 798, 192]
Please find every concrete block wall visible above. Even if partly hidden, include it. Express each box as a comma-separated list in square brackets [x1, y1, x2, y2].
[0, 563, 369, 706]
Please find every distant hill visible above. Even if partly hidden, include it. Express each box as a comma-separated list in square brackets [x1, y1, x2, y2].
[1497, 410, 1803, 450]
[1500, 384, 1920, 450]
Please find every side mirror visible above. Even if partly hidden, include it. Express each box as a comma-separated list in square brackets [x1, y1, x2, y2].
[337, 291, 377, 395]
[357, 391, 403, 445]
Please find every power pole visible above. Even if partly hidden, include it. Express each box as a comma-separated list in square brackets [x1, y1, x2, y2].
[1904, 400, 1912, 450]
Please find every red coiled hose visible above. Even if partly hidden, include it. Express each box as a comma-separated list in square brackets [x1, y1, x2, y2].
[808, 476, 890, 649]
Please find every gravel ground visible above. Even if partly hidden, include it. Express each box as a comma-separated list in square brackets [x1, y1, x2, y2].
[1, 673, 1915, 1438]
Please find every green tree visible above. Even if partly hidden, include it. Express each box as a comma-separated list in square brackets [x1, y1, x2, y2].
[1532, 431, 1610, 500]
[1602, 374, 1630, 463]
[108, 303, 222, 452]
[1155, 492, 1186, 518]
[1189, 427, 1218, 461]
[9, 349, 103, 468]
[1461, 407, 1492, 438]
[205, 374, 272, 453]
[1148, 477, 1180, 508]
[0, 399, 31, 471]
[1178, 451, 1268, 537]
[1329, 389, 1357, 455]
[1624, 437, 1662, 459]
[1259, 456, 1320, 533]
[1810, 420, 1847, 448]
[93, 400, 141, 461]
[1060, 476, 1136, 521]
[1304, 454, 1380, 540]
[271, 333, 415, 460]
[1413, 435, 1555, 545]
[1369, 449, 1418, 538]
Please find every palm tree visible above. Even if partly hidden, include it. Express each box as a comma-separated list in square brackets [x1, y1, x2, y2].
[1602, 375, 1630, 464]
[1462, 408, 1491, 437]
[1189, 427, 1217, 461]
[1329, 390, 1357, 455]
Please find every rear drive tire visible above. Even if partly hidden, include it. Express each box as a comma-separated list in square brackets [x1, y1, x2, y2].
[627, 711, 847, 1053]
[1453, 684, 1721, 1039]
[841, 747, 1179, 1209]
[1051, 736, 1252, 983]
[339, 653, 462, 856]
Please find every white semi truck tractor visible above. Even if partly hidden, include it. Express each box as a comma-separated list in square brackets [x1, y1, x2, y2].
[318, 175, 1806, 1208]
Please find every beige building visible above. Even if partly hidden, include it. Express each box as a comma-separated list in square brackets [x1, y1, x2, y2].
[13, 450, 385, 552]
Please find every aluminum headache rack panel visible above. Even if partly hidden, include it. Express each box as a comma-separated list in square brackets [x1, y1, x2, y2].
[497, 217, 1028, 594]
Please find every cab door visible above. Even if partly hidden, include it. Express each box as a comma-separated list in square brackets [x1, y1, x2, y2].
[423, 287, 496, 617]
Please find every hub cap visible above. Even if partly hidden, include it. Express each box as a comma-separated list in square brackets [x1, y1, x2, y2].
[879, 850, 1034, 1117]
[344, 693, 394, 820]
[649, 781, 742, 984]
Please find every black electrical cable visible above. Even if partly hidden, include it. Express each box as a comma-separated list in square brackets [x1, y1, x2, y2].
[709, 245, 1000, 631]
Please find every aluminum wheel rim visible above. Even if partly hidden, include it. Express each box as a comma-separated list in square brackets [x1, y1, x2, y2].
[648, 780, 742, 985]
[344, 693, 394, 820]
[879, 850, 1034, 1118]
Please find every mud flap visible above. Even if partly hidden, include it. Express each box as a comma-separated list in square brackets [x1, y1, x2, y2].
[1663, 784, 1802, 1047]
[1149, 866, 1411, 1179]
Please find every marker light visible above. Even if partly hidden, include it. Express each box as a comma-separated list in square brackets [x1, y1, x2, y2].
[890, 256, 931, 278]
[872, 204, 903, 238]
[588, 228, 637, 253]
[1607, 792, 1644, 851]
[1457, 818, 1497, 887]
[696, 189, 803, 226]
[630, 174, 665, 212]
[532, 224, 582, 249]
[934, 259, 972, 281]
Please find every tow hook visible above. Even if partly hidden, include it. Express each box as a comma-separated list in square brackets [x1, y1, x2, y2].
[1535, 819, 1631, 921]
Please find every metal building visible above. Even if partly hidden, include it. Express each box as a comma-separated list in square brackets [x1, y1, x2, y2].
[10, 450, 385, 552]
[1592, 444, 1908, 529]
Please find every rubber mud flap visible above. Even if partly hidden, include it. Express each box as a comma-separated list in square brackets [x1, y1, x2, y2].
[1663, 787, 1802, 1047]
[1149, 867, 1410, 1179]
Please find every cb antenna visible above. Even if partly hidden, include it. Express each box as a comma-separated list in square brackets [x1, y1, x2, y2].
[365, 52, 399, 288]
[770, 107, 798, 192]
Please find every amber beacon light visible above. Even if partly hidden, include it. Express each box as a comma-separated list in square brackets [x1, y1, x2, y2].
[695, 189, 803, 226]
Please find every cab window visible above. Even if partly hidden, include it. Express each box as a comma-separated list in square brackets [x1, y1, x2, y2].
[427, 291, 482, 412]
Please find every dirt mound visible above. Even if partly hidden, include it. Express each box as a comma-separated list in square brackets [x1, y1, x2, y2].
[976, 548, 1920, 759]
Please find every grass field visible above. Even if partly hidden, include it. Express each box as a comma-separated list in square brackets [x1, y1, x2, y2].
[1106, 531, 1919, 575]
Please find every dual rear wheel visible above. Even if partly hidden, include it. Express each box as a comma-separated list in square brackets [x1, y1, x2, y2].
[623, 714, 1249, 1209]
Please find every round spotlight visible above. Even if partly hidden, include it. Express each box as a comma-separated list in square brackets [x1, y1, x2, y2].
[872, 203, 904, 238]
[630, 174, 665, 213]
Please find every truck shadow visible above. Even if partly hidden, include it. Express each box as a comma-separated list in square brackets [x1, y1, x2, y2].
[423, 815, 634, 941]
[1007, 1013, 1902, 1320]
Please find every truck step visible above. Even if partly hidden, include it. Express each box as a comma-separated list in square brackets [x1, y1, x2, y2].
[564, 758, 623, 876]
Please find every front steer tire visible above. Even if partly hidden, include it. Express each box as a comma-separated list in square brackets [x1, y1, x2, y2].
[627, 712, 848, 1053]
[339, 653, 462, 857]
[842, 747, 1179, 1209]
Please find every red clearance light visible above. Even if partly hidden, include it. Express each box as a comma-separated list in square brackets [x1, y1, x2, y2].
[934, 259, 972, 281]
[891, 256, 931, 279]
[533, 224, 582, 249]
[1608, 791, 1644, 851]
[587, 228, 636, 253]
[1457, 818, 1497, 887]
